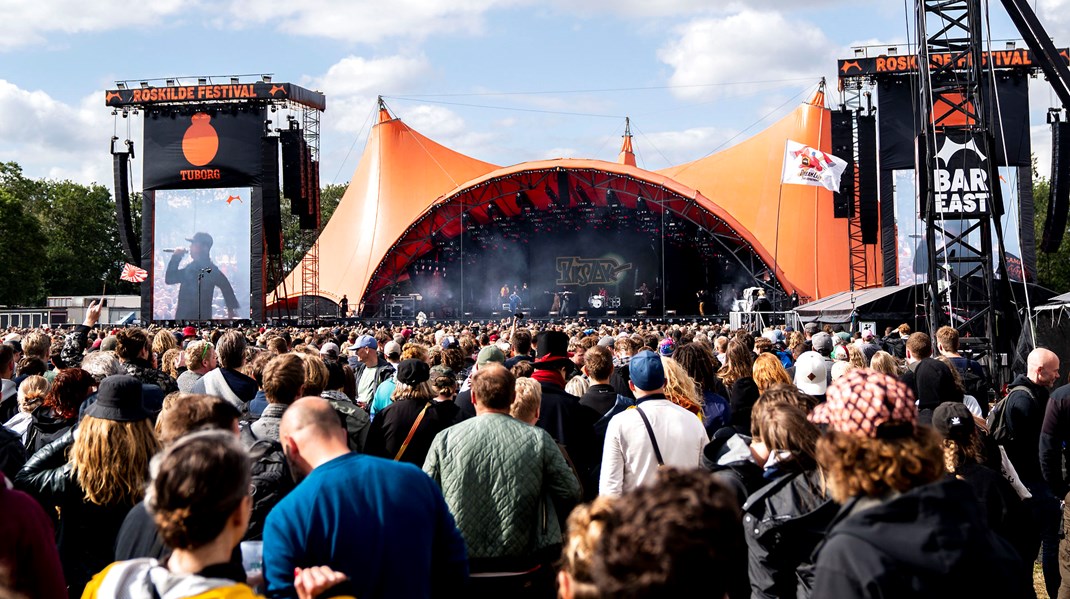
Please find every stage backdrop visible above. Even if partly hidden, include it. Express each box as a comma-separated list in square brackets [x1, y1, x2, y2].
[143, 108, 264, 190]
[152, 188, 251, 320]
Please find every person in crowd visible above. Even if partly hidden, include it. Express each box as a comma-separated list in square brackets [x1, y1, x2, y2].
[349, 335, 394, 409]
[1041, 370, 1070, 599]
[424, 363, 579, 597]
[453, 344, 507, 422]
[743, 399, 836, 599]
[845, 344, 868, 370]
[565, 373, 591, 398]
[178, 339, 217, 393]
[579, 345, 617, 417]
[504, 328, 534, 369]
[244, 350, 274, 419]
[858, 329, 881, 363]
[868, 350, 901, 377]
[16, 375, 159, 598]
[193, 330, 258, 409]
[1003, 347, 1062, 597]
[660, 356, 706, 420]
[599, 351, 708, 497]
[561, 468, 748, 599]
[264, 396, 466, 597]
[365, 359, 456, 466]
[881, 324, 910, 359]
[159, 347, 182, 381]
[250, 353, 305, 443]
[510, 376, 542, 425]
[0, 424, 26, 479]
[3, 374, 48, 442]
[718, 340, 759, 435]
[609, 336, 638, 399]
[936, 325, 991, 405]
[115, 393, 244, 564]
[898, 332, 962, 421]
[752, 352, 793, 395]
[24, 367, 93, 454]
[673, 342, 731, 435]
[809, 369, 1029, 597]
[0, 469, 66, 599]
[115, 328, 178, 394]
[319, 359, 370, 451]
[792, 350, 828, 404]
[0, 344, 17, 422]
[935, 356, 984, 416]
[368, 340, 405, 417]
[84, 430, 349, 599]
[531, 331, 599, 485]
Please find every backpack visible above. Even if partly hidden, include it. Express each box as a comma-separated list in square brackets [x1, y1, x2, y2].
[986, 385, 1034, 445]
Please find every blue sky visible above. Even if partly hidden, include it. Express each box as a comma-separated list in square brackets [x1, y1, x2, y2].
[2, 0, 1068, 189]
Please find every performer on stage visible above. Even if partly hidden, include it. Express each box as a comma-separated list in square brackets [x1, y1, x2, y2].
[165, 232, 239, 320]
[551, 293, 561, 314]
[509, 287, 522, 313]
[639, 282, 652, 307]
[339, 294, 349, 317]
[560, 290, 572, 316]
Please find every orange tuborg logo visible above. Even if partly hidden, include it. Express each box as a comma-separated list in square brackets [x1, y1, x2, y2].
[182, 113, 219, 167]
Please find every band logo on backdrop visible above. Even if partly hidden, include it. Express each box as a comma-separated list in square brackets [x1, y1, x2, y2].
[555, 256, 633, 286]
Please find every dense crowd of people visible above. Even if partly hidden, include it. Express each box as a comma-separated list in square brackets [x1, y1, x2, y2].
[0, 302, 1066, 598]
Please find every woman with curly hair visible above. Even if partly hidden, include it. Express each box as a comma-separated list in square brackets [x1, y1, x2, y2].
[752, 352, 793, 395]
[673, 342, 730, 434]
[16, 375, 160, 598]
[24, 367, 94, 454]
[718, 340, 759, 435]
[809, 369, 1030, 598]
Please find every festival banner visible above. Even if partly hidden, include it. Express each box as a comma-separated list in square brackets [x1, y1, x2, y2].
[143, 108, 264, 190]
[781, 140, 848, 192]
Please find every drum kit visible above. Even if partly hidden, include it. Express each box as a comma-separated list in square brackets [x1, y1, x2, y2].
[588, 294, 621, 309]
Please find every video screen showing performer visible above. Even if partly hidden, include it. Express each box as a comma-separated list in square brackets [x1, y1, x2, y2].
[152, 188, 250, 321]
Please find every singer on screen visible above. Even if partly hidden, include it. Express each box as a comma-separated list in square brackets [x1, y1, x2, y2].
[165, 232, 239, 320]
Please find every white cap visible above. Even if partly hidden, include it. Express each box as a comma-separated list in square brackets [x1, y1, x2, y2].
[793, 351, 828, 396]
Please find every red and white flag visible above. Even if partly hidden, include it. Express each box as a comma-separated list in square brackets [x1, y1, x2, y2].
[781, 140, 848, 192]
[120, 263, 148, 283]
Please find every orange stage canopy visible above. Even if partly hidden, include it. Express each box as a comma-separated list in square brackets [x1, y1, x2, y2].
[275, 95, 870, 309]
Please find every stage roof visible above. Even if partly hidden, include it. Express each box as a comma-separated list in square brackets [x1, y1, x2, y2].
[794, 285, 915, 324]
[274, 91, 866, 308]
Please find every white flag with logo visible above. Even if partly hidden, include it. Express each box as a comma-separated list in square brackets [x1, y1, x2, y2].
[781, 140, 848, 192]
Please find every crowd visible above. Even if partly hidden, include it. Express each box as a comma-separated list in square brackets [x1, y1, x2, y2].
[0, 302, 1066, 598]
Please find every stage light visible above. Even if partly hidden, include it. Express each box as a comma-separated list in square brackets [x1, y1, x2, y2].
[231, 77, 240, 85]
[853, 47, 865, 58]
[140, 81, 149, 89]
[166, 79, 176, 87]
[606, 189, 621, 207]
[116, 82, 126, 90]
[886, 46, 897, 55]
[198, 78, 207, 85]
[262, 75, 272, 83]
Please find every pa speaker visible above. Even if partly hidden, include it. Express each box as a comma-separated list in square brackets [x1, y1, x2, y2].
[112, 151, 140, 262]
[1042, 120, 1070, 252]
[831, 109, 855, 218]
[262, 136, 282, 255]
[280, 129, 306, 216]
[857, 114, 878, 243]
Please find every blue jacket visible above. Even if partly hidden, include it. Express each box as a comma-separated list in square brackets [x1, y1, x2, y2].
[263, 453, 467, 598]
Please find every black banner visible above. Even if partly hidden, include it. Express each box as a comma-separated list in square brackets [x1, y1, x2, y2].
[144, 108, 264, 190]
[877, 73, 1030, 169]
[922, 130, 994, 218]
[105, 82, 326, 111]
[838, 48, 1067, 77]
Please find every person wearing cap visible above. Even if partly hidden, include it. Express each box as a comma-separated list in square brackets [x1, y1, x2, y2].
[531, 331, 601, 496]
[350, 335, 394, 410]
[424, 363, 579, 594]
[366, 359, 457, 467]
[809, 369, 1029, 598]
[599, 350, 709, 497]
[792, 350, 828, 402]
[858, 328, 881, 363]
[367, 340, 405, 418]
[164, 231, 240, 320]
[15, 375, 160, 598]
[452, 344, 507, 423]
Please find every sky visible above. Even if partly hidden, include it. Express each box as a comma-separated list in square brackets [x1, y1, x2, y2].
[3, 0, 1070, 190]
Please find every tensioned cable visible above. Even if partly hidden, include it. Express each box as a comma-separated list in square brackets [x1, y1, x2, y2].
[330, 103, 377, 185]
[630, 123, 675, 170]
[396, 77, 820, 98]
[984, 0, 1036, 343]
[383, 96, 625, 119]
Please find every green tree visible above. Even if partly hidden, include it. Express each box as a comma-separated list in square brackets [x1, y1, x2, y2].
[0, 186, 46, 305]
[1034, 171, 1070, 292]
[271, 183, 346, 290]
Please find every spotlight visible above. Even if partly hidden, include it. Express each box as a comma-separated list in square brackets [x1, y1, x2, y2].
[1006, 41, 1016, 50]
[262, 75, 272, 83]
[606, 189, 620, 207]
[574, 184, 591, 205]
[198, 78, 207, 85]
[140, 81, 149, 89]
[853, 47, 865, 57]
[231, 77, 240, 85]
[886, 46, 897, 55]
[166, 79, 176, 87]
[116, 82, 126, 90]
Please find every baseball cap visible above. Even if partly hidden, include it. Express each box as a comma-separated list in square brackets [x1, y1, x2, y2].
[354, 335, 377, 350]
[383, 340, 402, 359]
[932, 401, 976, 442]
[862, 329, 876, 340]
[793, 351, 828, 396]
[803, 322, 819, 335]
[810, 368, 917, 438]
[629, 350, 666, 391]
[811, 332, 833, 353]
[396, 359, 431, 385]
[186, 232, 213, 249]
[182, 326, 197, 338]
[319, 342, 339, 357]
[477, 345, 506, 367]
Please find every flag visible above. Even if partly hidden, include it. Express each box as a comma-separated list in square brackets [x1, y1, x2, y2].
[120, 263, 148, 283]
[781, 140, 848, 192]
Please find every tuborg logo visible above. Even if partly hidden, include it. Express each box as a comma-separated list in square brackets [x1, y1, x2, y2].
[933, 136, 989, 215]
[556, 256, 633, 286]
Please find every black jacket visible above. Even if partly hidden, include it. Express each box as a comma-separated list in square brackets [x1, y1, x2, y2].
[579, 383, 617, 416]
[1041, 382, 1070, 498]
[727, 377, 760, 435]
[0, 425, 26, 479]
[812, 479, 1030, 598]
[950, 463, 1036, 572]
[743, 465, 836, 599]
[15, 430, 138, 598]
[365, 398, 459, 467]
[238, 424, 295, 540]
[702, 429, 766, 507]
[881, 336, 906, 359]
[1001, 374, 1049, 485]
[24, 405, 76, 456]
[609, 362, 634, 399]
[536, 380, 600, 500]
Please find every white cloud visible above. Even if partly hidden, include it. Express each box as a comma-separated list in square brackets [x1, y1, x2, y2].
[0, 81, 120, 185]
[630, 126, 733, 168]
[307, 54, 434, 134]
[0, 1, 188, 51]
[658, 11, 838, 101]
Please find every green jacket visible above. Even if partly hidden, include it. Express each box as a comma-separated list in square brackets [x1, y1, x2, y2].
[424, 413, 580, 561]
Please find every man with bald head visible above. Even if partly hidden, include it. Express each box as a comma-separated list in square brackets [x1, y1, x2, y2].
[262, 396, 467, 599]
[1004, 347, 1061, 597]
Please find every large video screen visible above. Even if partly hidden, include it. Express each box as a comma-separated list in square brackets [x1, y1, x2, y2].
[152, 187, 251, 320]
